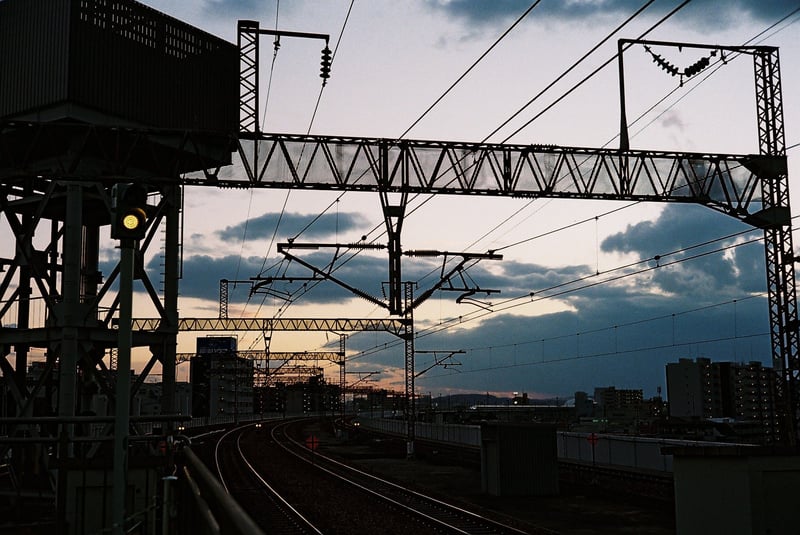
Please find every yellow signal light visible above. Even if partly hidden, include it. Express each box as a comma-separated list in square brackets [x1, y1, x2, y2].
[121, 208, 146, 231]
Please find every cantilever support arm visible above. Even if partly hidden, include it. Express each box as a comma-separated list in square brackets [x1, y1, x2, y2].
[276, 242, 390, 311]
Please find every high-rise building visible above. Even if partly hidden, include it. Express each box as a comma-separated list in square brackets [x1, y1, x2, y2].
[593, 386, 643, 411]
[665, 357, 779, 443]
[190, 336, 253, 418]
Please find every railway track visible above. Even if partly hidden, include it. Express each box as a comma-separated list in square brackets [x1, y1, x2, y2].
[266, 418, 535, 535]
[199, 417, 675, 534]
[213, 422, 322, 534]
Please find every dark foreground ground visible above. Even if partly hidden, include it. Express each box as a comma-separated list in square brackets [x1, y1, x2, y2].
[308, 420, 676, 535]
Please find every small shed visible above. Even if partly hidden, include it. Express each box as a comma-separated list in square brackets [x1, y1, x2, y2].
[480, 422, 559, 496]
[668, 445, 800, 535]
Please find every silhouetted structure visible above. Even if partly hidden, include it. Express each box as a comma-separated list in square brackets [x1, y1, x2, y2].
[190, 337, 254, 418]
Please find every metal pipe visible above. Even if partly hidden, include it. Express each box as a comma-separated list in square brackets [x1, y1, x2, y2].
[181, 447, 266, 535]
[0, 414, 190, 424]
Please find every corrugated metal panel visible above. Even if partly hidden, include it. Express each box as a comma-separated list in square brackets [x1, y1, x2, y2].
[1, 0, 237, 133]
[0, 0, 72, 117]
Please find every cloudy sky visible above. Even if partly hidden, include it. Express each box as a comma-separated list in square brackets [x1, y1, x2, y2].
[123, 0, 800, 399]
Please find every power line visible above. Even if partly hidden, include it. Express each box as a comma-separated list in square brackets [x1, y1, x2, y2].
[288, 0, 541, 242]
[382, 0, 691, 275]
[422, 3, 799, 286]
[424, 331, 769, 380]
[345, 223, 775, 361]
[500, 0, 693, 143]
[466, 294, 766, 354]
[483, 0, 656, 143]
[398, 0, 543, 139]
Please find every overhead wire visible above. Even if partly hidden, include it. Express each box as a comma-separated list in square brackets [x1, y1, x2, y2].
[230, 0, 282, 295]
[426, 331, 769, 379]
[422, 1, 799, 285]
[500, 0, 693, 143]
[352, 196, 800, 370]
[255, 2, 795, 379]
[288, 0, 543, 242]
[404, 0, 688, 287]
[347, 223, 781, 363]
[281, 0, 666, 304]
[237, 1, 355, 349]
[398, 0, 543, 140]
[272, 0, 546, 312]
[355, 292, 768, 362]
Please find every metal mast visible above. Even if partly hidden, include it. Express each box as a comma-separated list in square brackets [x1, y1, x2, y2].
[753, 47, 797, 444]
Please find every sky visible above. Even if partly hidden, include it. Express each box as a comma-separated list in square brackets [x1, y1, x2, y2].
[98, 0, 800, 399]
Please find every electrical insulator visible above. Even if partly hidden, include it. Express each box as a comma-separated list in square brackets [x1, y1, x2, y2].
[320, 46, 332, 81]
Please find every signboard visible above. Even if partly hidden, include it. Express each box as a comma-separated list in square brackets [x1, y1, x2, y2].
[196, 336, 237, 355]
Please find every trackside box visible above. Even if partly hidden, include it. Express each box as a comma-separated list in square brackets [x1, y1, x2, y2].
[0, 0, 237, 134]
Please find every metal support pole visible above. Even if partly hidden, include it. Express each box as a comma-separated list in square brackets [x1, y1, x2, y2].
[339, 335, 346, 420]
[219, 279, 229, 319]
[161, 475, 177, 535]
[753, 48, 798, 444]
[112, 241, 134, 535]
[161, 184, 180, 425]
[379, 140, 408, 316]
[617, 40, 629, 152]
[58, 184, 83, 450]
[404, 282, 415, 458]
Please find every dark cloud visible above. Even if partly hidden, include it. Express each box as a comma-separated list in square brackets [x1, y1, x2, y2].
[343, 204, 772, 397]
[601, 205, 764, 298]
[202, 0, 274, 17]
[216, 212, 369, 242]
[129, 201, 772, 398]
[157, 250, 392, 305]
[426, 0, 798, 30]
[162, 255, 270, 303]
[347, 286, 770, 398]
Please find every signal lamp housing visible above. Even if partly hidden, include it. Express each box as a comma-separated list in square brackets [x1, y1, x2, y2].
[111, 183, 149, 240]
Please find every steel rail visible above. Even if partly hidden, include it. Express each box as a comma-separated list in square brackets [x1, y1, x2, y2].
[213, 422, 322, 534]
[270, 419, 537, 535]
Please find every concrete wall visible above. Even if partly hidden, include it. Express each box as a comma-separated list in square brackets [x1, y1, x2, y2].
[671, 447, 800, 535]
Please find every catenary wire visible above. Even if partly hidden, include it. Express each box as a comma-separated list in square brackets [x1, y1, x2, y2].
[375, 0, 693, 287]
[253, 4, 789, 373]
[345, 220, 790, 363]
[279, 0, 676, 306]
[231, 0, 282, 291]
[287, 0, 542, 242]
[251, 0, 357, 322]
[418, 3, 799, 287]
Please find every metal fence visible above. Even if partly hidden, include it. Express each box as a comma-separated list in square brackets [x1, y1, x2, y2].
[357, 418, 752, 473]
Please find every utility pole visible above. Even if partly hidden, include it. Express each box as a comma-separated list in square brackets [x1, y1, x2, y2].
[112, 239, 134, 535]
